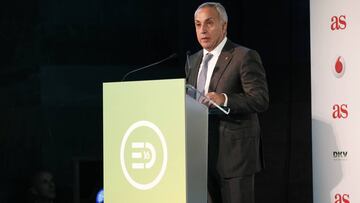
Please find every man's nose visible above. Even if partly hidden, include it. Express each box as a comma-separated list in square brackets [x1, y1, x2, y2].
[200, 25, 207, 33]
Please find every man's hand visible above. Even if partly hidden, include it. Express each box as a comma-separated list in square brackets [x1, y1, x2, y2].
[205, 92, 225, 107]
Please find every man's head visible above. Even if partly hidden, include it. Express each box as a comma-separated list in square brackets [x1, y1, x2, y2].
[194, 2, 228, 51]
[30, 171, 56, 201]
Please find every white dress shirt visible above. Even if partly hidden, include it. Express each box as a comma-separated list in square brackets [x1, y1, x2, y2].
[197, 37, 228, 106]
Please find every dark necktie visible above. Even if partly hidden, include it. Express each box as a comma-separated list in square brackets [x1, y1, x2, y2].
[197, 53, 213, 95]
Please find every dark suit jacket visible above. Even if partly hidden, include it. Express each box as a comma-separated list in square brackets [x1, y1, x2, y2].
[186, 39, 269, 178]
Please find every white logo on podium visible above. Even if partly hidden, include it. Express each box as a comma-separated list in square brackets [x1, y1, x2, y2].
[120, 120, 168, 190]
[131, 142, 156, 169]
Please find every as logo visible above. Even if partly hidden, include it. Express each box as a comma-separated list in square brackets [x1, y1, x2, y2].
[334, 193, 350, 203]
[332, 104, 348, 119]
[331, 15, 347, 31]
[333, 56, 345, 78]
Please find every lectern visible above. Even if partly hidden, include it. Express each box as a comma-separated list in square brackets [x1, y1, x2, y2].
[103, 79, 208, 203]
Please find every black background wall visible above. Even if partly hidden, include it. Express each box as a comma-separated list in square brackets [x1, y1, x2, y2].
[0, 0, 311, 202]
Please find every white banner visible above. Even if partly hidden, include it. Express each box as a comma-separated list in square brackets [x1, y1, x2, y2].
[311, 0, 360, 202]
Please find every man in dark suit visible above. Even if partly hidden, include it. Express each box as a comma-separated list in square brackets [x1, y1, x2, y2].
[186, 2, 269, 203]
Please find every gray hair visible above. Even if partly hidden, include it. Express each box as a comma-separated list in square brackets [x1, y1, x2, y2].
[195, 2, 228, 23]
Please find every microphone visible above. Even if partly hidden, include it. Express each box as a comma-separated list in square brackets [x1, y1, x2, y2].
[185, 51, 191, 80]
[121, 53, 177, 81]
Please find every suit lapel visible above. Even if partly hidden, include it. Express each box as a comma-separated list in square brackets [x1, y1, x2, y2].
[208, 41, 234, 92]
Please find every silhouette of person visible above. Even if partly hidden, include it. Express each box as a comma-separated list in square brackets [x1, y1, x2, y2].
[27, 171, 56, 203]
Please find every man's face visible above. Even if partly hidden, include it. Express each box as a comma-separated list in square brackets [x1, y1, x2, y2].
[34, 172, 56, 200]
[195, 6, 227, 51]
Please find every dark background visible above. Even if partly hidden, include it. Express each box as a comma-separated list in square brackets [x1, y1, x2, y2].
[0, 0, 311, 202]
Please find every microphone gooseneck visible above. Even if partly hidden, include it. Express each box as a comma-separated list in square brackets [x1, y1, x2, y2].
[121, 53, 177, 81]
[185, 51, 191, 80]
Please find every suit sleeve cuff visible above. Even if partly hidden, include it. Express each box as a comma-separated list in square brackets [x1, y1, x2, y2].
[222, 93, 228, 106]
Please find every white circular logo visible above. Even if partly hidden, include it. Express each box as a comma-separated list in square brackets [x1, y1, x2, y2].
[120, 120, 168, 190]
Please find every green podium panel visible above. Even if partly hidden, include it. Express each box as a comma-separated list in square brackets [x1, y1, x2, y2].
[103, 78, 207, 203]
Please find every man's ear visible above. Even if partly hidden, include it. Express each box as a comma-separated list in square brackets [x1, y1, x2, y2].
[222, 22, 228, 33]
